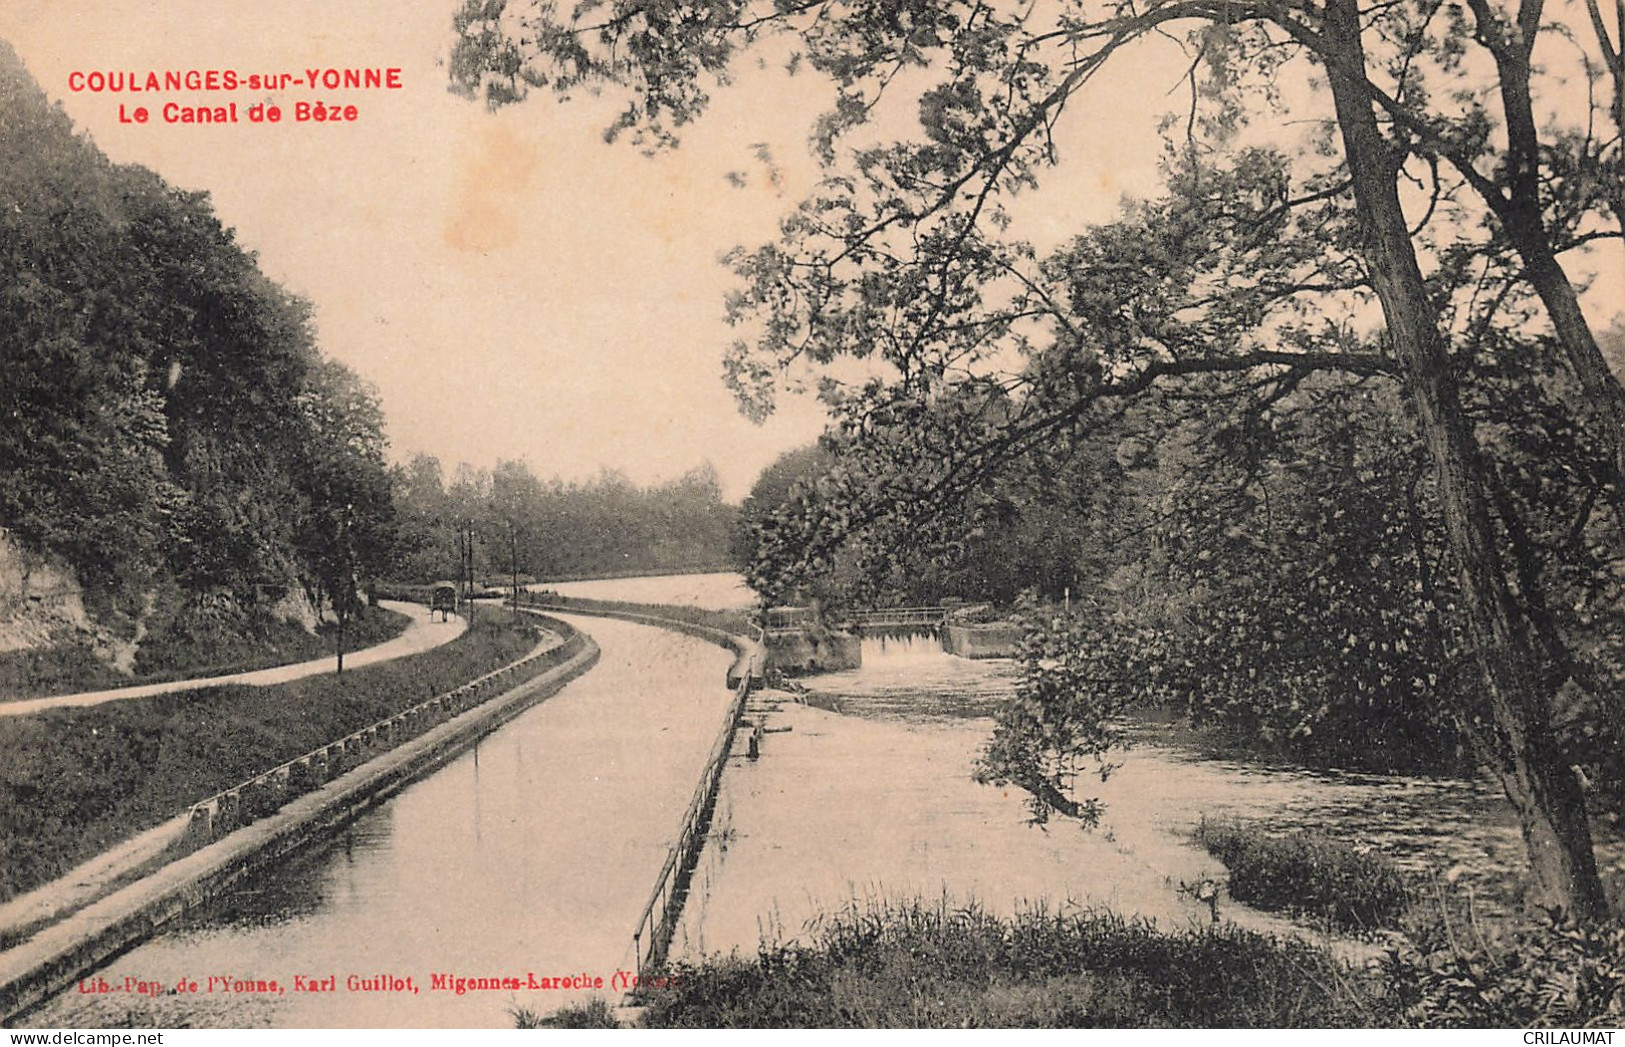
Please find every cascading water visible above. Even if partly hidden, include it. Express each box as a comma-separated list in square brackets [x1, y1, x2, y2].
[857, 631, 955, 666]
[800, 630, 1013, 723]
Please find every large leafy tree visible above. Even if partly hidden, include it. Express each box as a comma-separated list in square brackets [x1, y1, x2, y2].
[292, 360, 396, 624]
[450, 0, 1622, 918]
[1, 41, 396, 643]
[0, 42, 176, 607]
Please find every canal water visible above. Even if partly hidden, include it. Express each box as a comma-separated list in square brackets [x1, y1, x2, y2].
[25, 614, 735, 1028]
[533, 571, 755, 611]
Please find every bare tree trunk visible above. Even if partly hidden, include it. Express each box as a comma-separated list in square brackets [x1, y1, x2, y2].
[1322, 0, 1610, 921]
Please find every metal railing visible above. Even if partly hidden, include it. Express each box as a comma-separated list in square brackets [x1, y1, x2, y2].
[846, 606, 951, 627]
[629, 669, 751, 978]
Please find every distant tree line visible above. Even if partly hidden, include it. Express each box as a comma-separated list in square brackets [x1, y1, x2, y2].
[388, 455, 737, 587]
[0, 41, 393, 643]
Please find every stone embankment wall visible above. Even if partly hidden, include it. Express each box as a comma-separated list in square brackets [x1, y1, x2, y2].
[940, 623, 1024, 659]
[0, 612, 598, 1024]
[762, 629, 862, 674]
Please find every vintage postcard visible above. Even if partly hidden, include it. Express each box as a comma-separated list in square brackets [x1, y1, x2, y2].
[1, 0, 1622, 1035]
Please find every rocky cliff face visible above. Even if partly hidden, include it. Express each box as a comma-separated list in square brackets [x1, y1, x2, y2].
[0, 532, 327, 680]
[0, 532, 89, 655]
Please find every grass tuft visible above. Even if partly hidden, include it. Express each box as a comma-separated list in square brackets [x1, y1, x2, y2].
[513, 998, 622, 1028]
[1190, 816, 1411, 933]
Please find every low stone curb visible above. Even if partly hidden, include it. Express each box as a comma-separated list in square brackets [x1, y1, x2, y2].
[0, 615, 599, 1025]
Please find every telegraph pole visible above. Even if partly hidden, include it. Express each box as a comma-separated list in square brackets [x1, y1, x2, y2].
[336, 502, 353, 674]
[509, 520, 520, 619]
[463, 518, 477, 626]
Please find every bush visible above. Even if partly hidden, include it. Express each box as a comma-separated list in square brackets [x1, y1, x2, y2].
[132, 606, 409, 680]
[1191, 817, 1411, 933]
[0, 642, 125, 702]
[632, 898, 1399, 1028]
[1384, 915, 1625, 1027]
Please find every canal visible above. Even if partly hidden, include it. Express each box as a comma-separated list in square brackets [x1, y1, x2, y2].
[25, 613, 735, 1028]
[532, 571, 755, 611]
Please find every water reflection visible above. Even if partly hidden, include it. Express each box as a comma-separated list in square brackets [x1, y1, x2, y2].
[532, 572, 754, 611]
[686, 650, 1624, 956]
[25, 616, 736, 1029]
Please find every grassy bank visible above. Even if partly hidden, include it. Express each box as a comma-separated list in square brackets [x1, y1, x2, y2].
[534, 895, 1625, 1029]
[552, 899, 1401, 1028]
[0, 615, 539, 903]
[0, 605, 411, 703]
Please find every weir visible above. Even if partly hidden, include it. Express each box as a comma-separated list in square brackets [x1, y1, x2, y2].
[766, 606, 1023, 672]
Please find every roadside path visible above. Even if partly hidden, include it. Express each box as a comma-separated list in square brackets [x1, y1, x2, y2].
[0, 600, 466, 717]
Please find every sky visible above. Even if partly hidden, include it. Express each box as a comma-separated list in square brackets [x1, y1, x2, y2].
[3, 3, 1619, 501]
[0, 1, 1183, 502]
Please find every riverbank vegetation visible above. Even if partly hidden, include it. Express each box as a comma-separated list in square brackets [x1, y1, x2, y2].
[599, 899, 1399, 1027]
[0, 614, 540, 904]
[1190, 817, 1411, 933]
[529, 896, 1624, 1028]
[1388, 907, 1625, 1026]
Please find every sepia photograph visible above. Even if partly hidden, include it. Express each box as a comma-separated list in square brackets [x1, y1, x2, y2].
[1, 0, 1623, 1033]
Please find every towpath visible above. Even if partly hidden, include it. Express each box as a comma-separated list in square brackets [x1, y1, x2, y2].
[0, 600, 466, 717]
[22, 612, 739, 1027]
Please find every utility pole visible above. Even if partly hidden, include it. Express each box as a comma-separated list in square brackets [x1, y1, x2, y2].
[463, 518, 477, 626]
[336, 502, 353, 674]
[509, 520, 521, 619]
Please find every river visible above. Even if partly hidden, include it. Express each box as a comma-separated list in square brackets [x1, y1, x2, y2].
[676, 640, 1625, 961]
[24, 613, 735, 1028]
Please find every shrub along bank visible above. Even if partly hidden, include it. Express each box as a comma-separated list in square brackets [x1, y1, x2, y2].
[0, 614, 539, 903]
[624, 899, 1401, 1028]
[1190, 817, 1412, 933]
